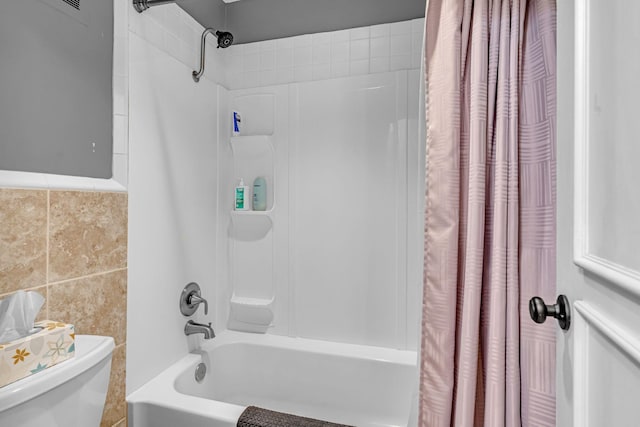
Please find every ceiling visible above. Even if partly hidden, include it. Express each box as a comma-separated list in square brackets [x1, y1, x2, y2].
[178, 0, 426, 45]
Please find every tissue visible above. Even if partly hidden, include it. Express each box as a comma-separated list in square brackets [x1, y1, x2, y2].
[0, 291, 45, 344]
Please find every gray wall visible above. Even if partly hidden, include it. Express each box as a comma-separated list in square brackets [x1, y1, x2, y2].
[179, 0, 227, 34]
[0, 0, 113, 179]
[181, 0, 426, 45]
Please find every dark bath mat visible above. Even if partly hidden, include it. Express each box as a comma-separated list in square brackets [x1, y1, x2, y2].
[237, 406, 355, 427]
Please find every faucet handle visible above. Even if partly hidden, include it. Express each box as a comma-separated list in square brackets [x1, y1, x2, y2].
[180, 282, 210, 316]
[189, 294, 208, 315]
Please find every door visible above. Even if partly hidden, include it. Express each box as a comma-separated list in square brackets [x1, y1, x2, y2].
[557, 0, 640, 425]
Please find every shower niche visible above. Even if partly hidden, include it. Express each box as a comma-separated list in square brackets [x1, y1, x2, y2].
[229, 135, 275, 240]
[227, 92, 282, 334]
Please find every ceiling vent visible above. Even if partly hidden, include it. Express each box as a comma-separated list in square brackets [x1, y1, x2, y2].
[62, 0, 80, 10]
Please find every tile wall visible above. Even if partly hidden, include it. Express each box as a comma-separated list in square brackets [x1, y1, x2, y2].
[127, 1, 228, 87]
[125, 3, 425, 92]
[112, 0, 130, 191]
[0, 189, 128, 427]
[226, 18, 425, 89]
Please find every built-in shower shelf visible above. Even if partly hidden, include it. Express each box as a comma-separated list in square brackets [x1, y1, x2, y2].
[231, 210, 273, 216]
[228, 131, 276, 333]
[230, 296, 273, 307]
[230, 135, 275, 213]
[230, 210, 273, 240]
[229, 296, 274, 333]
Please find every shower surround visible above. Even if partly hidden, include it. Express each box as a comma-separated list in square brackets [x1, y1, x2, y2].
[126, 3, 425, 424]
[220, 12, 426, 350]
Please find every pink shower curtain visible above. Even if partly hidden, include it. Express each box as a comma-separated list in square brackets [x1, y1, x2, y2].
[419, 0, 556, 426]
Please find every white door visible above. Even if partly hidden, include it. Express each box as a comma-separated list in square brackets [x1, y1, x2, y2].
[556, 0, 640, 425]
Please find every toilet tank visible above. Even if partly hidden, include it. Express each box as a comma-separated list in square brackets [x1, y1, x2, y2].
[0, 335, 114, 426]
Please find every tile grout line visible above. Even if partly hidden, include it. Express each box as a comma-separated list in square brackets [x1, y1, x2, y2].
[45, 286, 50, 321]
[46, 190, 50, 321]
[0, 284, 49, 300]
[46, 267, 128, 288]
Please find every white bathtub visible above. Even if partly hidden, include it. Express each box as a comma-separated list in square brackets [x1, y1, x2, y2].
[128, 331, 419, 427]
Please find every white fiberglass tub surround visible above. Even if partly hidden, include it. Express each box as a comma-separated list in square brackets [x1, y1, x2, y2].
[128, 331, 418, 427]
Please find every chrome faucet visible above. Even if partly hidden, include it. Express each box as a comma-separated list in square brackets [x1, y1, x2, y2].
[184, 320, 216, 339]
[180, 283, 215, 339]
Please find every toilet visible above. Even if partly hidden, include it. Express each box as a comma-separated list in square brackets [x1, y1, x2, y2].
[0, 335, 114, 426]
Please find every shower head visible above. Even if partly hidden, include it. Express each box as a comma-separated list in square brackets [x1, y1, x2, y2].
[131, 0, 234, 49]
[215, 31, 234, 49]
[193, 28, 235, 82]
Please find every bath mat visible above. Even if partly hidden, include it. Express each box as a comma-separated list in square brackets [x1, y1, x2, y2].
[237, 406, 354, 427]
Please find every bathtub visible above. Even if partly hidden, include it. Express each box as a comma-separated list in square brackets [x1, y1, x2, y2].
[128, 331, 419, 427]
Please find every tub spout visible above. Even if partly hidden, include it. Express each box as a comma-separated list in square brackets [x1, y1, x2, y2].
[185, 320, 215, 339]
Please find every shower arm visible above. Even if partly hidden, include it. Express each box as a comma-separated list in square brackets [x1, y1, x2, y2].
[192, 28, 218, 83]
[132, 0, 176, 13]
[132, 1, 233, 82]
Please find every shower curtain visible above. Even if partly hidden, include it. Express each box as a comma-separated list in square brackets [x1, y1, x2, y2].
[419, 0, 556, 426]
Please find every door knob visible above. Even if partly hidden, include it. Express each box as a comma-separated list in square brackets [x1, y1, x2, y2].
[529, 295, 571, 331]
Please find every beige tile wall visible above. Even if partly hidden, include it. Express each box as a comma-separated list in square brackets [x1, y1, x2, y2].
[0, 188, 128, 427]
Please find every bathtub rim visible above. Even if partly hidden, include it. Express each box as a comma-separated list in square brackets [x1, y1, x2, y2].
[200, 331, 419, 366]
[127, 350, 246, 426]
[127, 330, 419, 426]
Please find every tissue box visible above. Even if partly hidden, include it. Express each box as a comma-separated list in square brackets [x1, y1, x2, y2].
[0, 320, 75, 388]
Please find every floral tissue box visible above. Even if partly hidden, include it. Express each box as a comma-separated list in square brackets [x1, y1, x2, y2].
[0, 320, 75, 388]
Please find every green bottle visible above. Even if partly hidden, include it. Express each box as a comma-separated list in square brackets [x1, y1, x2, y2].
[235, 178, 250, 211]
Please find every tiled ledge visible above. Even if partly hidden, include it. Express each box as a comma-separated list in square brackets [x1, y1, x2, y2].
[0, 169, 127, 193]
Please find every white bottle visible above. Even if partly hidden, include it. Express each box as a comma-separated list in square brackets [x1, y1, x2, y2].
[234, 178, 250, 211]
